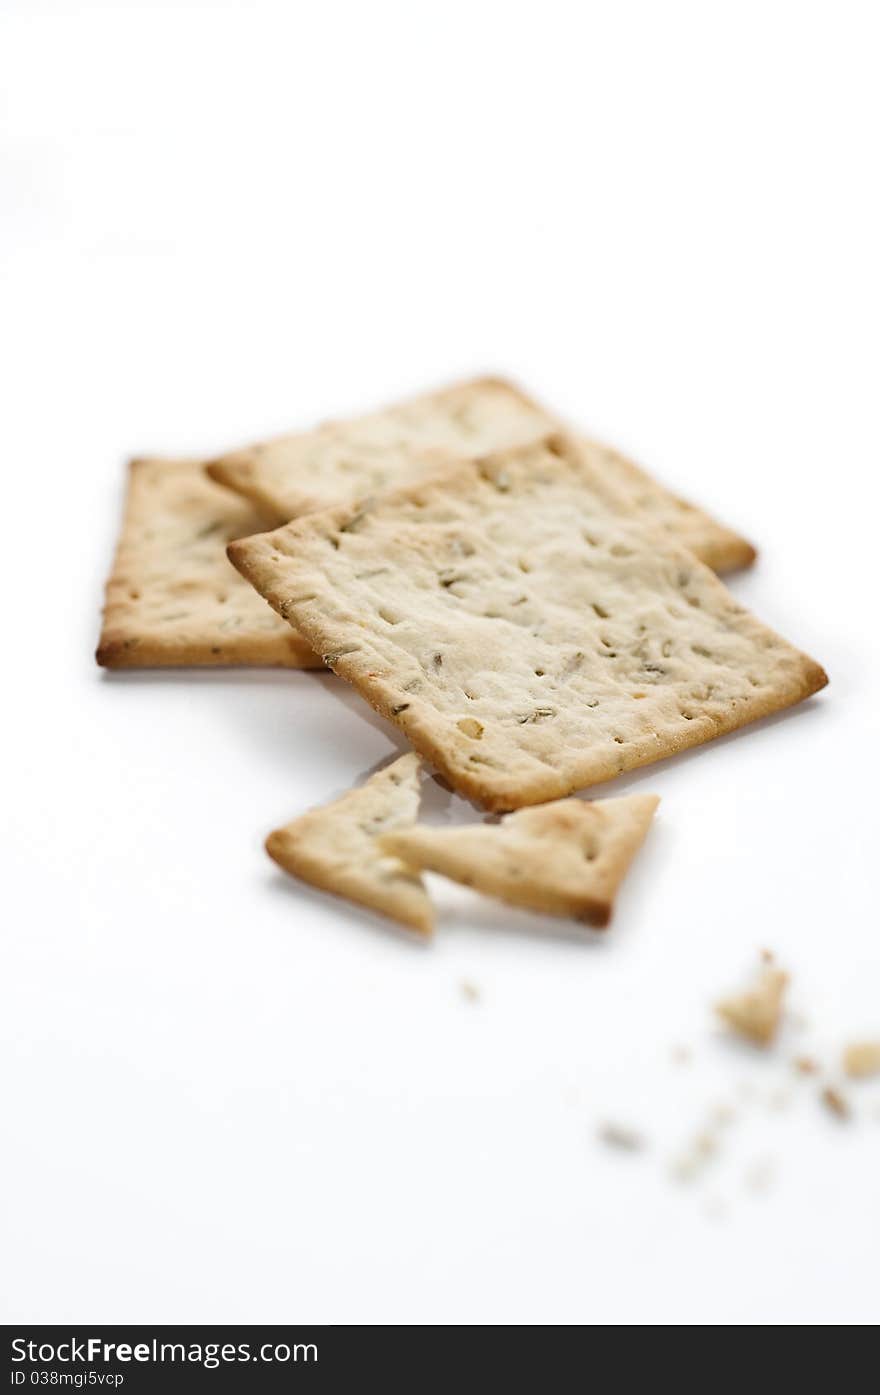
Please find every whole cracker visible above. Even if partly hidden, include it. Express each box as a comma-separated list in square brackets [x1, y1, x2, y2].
[229, 433, 826, 811]
[265, 753, 432, 934]
[96, 457, 320, 669]
[208, 376, 754, 572]
[381, 793, 659, 927]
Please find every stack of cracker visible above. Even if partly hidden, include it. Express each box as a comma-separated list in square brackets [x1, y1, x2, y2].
[97, 377, 826, 934]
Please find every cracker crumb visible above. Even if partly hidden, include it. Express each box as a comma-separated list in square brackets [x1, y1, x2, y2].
[694, 1129, 718, 1159]
[598, 1122, 645, 1152]
[767, 1085, 792, 1113]
[744, 1157, 776, 1194]
[670, 1154, 699, 1183]
[793, 1054, 819, 1075]
[842, 1041, 880, 1080]
[671, 1128, 718, 1182]
[710, 1101, 737, 1128]
[821, 1086, 850, 1121]
[716, 963, 789, 1046]
[460, 979, 481, 1003]
[760, 948, 776, 964]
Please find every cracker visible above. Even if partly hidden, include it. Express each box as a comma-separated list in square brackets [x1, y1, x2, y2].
[96, 457, 320, 668]
[381, 793, 659, 927]
[228, 433, 827, 810]
[208, 376, 754, 572]
[716, 964, 789, 1046]
[265, 753, 432, 934]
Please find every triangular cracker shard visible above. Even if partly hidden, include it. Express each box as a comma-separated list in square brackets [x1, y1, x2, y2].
[381, 793, 659, 927]
[266, 753, 432, 934]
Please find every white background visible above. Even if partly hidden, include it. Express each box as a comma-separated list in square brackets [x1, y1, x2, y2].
[2, 0, 879, 1326]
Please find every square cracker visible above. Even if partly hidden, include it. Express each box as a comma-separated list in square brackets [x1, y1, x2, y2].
[381, 793, 659, 927]
[207, 376, 755, 573]
[96, 457, 320, 669]
[229, 433, 826, 811]
[266, 753, 432, 934]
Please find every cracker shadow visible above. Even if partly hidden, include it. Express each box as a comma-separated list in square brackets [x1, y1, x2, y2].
[266, 869, 432, 950]
[573, 693, 828, 799]
[425, 812, 667, 948]
[97, 665, 324, 688]
[433, 887, 612, 948]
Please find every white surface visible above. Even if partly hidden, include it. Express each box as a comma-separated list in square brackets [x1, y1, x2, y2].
[2, 0, 879, 1326]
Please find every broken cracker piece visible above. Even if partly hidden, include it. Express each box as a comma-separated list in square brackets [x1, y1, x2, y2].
[380, 793, 659, 927]
[265, 753, 432, 934]
[716, 963, 789, 1046]
[842, 1041, 880, 1080]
